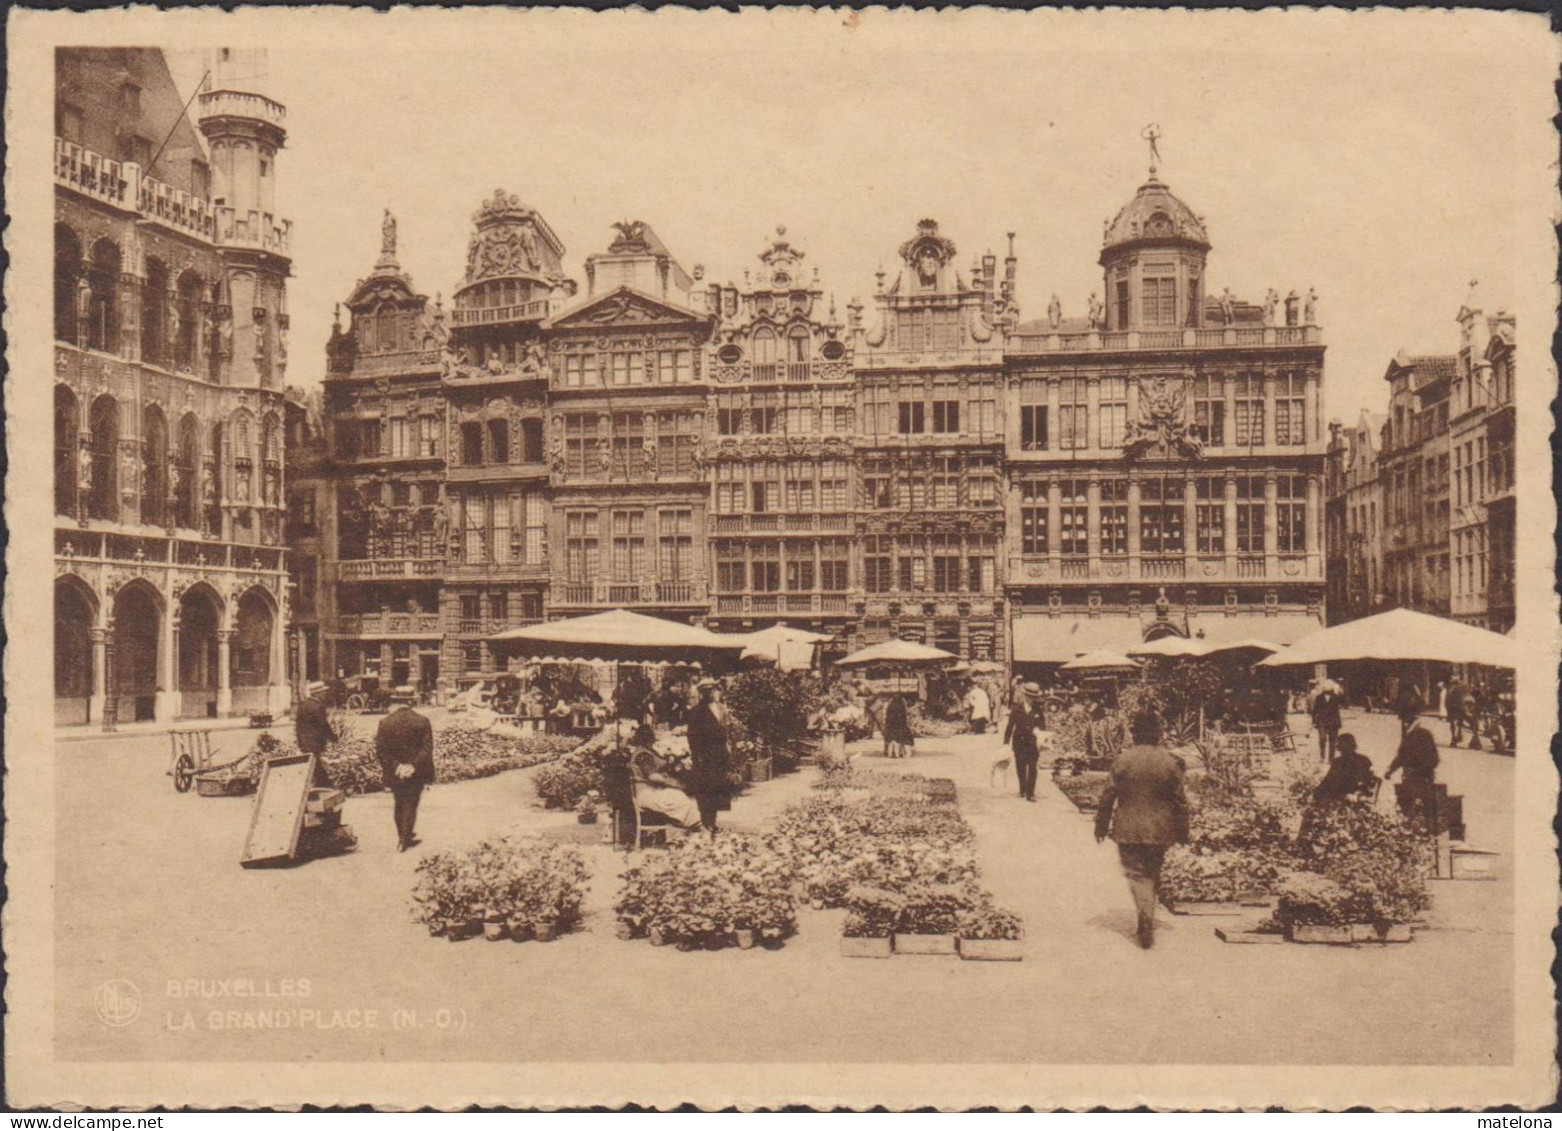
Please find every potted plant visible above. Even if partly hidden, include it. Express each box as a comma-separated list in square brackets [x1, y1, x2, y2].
[840, 909, 895, 958]
[956, 904, 1024, 961]
[892, 881, 971, 955]
[577, 789, 601, 825]
[614, 833, 796, 950]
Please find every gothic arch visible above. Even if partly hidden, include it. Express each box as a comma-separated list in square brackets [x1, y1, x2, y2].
[142, 257, 170, 366]
[87, 393, 119, 520]
[86, 238, 121, 353]
[111, 579, 163, 722]
[55, 383, 80, 516]
[142, 403, 169, 527]
[55, 575, 99, 722]
[177, 582, 224, 719]
[55, 224, 83, 343]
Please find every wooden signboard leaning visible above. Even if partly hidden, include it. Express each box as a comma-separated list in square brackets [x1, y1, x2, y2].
[241, 754, 317, 868]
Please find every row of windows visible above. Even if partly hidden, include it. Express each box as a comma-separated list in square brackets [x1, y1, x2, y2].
[713, 539, 852, 593]
[564, 508, 695, 584]
[713, 460, 852, 514]
[1015, 474, 1308, 555]
[713, 389, 854, 436]
[561, 411, 701, 478]
[457, 491, 549, 566]
[859, 456, 998, 510]
[458, 590, 545, 625]
[559, 348, 695, 387]
[861, 534, 998, 595]
[1015, 374, 1307, 451]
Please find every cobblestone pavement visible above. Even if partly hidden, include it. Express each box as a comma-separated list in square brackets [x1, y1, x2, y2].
[54, 707, 1512, 1065]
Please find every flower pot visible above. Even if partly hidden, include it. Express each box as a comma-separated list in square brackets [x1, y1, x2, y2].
[482, 921, 507, 942]
[734, 929, 756, 950]
[958, 937, 1023, 962]
[892, 932, 958, 956]
[615, 922, 636, 941]
[1288, 924, 1355, 945]
[577, 810, 598, 825]
[446, 921, 480, 942]
[747, 757, 774, 783]
[508, 921, 534, 942]
[1349, 922, 1413, 944]
[648, 927, 670, 947]
[534, 921, 558, 943]
[839, 935, 893, 958]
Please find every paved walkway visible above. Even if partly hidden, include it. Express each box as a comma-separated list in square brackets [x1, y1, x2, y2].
[53, 712, 1512, 1065]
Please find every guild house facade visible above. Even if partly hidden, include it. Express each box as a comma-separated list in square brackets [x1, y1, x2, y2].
[53, 47, 293, 726]
[296, 158, 1329, 695]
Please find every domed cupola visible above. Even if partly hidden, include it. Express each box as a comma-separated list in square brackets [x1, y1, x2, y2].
[1098, 170, 1211, 332]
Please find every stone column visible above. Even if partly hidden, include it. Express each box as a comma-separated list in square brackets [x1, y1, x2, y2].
[1126, 479, 1142, 574]
[1183, 478, 1198, 567]
[155, 605, 179, 723]
[1262, 373, 1277, 448]
[1223, 473, 1238, 573]
[1223, 374, 1237, 446]
[1086, 378, 1101, 454]
[1305, 474, 1322, 571]
[1046, 379, 1060, 450]
[101, 619, 118, 733]
[1263, 473, 1279, 577]
[1086, 478, 1102, 574]
[1047, 479, 1062, 567]
[216, 628, 234, 717]
[269, 601, 292, 716]
[89, 626, 107, 724]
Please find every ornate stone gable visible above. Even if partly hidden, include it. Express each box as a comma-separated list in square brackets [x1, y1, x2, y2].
[547, 288, 708, 331]
[898, 219, 958, 288]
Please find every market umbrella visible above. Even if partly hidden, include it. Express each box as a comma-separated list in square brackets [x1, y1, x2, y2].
[738, 623, 831, 670]
[488, 608, 748, 664]
[1059, 649, 1142, 671]
[1128, 636, 1213, 659]
[1203, 639, 1283, 657]
[1256, 608, 1518, 669]
[836, 639, 958, 667]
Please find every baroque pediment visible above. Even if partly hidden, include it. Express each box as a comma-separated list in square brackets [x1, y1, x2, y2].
[547, 287, 709, 331]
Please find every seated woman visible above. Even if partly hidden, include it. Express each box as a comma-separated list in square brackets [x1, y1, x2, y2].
[1310, 733, 1378, 806]
[627, 738, 701, 829]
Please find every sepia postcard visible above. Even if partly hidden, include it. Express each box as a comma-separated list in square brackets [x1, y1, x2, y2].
[5, 5, 1558, 1112]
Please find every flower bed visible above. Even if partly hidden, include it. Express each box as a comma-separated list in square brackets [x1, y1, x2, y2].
[1287, 801, 1432, 929]
[410, 835, 589, 941]
[614, 832, 797, 949]
[318, 727, 578, 797]
[1053, 771, 1112, 813]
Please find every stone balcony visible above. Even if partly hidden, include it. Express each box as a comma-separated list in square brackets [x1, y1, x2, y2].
[1006, 325, 1322, 355]
[337, 557, 444, 582]
[554, 581, 707, 608]
[56, 137, 290, 255]
[1006, 552, 1315, 586]
[711, 592, 854, 616]
[198, 89, 287, 131]
[709, 512, 855, 535]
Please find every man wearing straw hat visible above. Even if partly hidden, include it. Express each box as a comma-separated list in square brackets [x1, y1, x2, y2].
[295, 681, 339, 788]
[1002, 682, 1046, 802]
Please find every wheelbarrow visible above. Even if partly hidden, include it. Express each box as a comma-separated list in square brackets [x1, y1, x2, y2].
[167, 729, 252, 794]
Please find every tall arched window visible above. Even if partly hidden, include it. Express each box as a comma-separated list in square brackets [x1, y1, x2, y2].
[175, 271, 202, 371]
[787, 325, 810, 362]
[375, 303, 398, 353]
[207, 422, 224, 532]
[55, 225, 82, 344]
[88, 394, 119, 520]
[752, 327, 776, 364]
[142, 405, 169, 527]
[86, 240, 121, 353]
[207, 282, 225, 382]
[141, 258, 169, 366]
[175, 413, 199, 528]
[55, 384, 80, 516]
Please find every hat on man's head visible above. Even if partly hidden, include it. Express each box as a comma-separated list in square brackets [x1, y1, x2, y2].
[1022, 682, 1042, 696]
[307, 680, 328, 696]
[696, 678, 720, 691]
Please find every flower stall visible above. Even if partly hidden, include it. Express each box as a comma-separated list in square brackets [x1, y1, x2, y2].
[613, 833, 797, 950]
[410, 835, 590, 943]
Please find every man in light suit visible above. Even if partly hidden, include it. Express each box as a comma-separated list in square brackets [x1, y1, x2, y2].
[1094, 712, 1190, 950]
[375, 703, 435, 852]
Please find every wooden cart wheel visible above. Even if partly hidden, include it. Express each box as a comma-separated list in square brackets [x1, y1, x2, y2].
[173, 753, 196, 793]
[347, 693, 367, 712]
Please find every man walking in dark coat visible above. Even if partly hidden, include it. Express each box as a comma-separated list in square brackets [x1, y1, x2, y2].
[1385, 707, 1440, 823]
[685, 680, 733, 834]
[1002, 682, 1045, 802]
[376, 703, 435, 851]
[1094, 713, 1190, 950]
[295, 681, 338, 787]
[1310, 681, 1343, 762]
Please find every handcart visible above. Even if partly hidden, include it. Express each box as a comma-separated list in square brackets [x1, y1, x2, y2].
[168, 728, 254, 794]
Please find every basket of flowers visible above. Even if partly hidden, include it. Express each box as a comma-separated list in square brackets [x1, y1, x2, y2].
[956, 904, 1025, 961]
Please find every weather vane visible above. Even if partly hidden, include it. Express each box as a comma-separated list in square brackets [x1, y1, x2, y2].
[1142, 123, 1163, 176]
